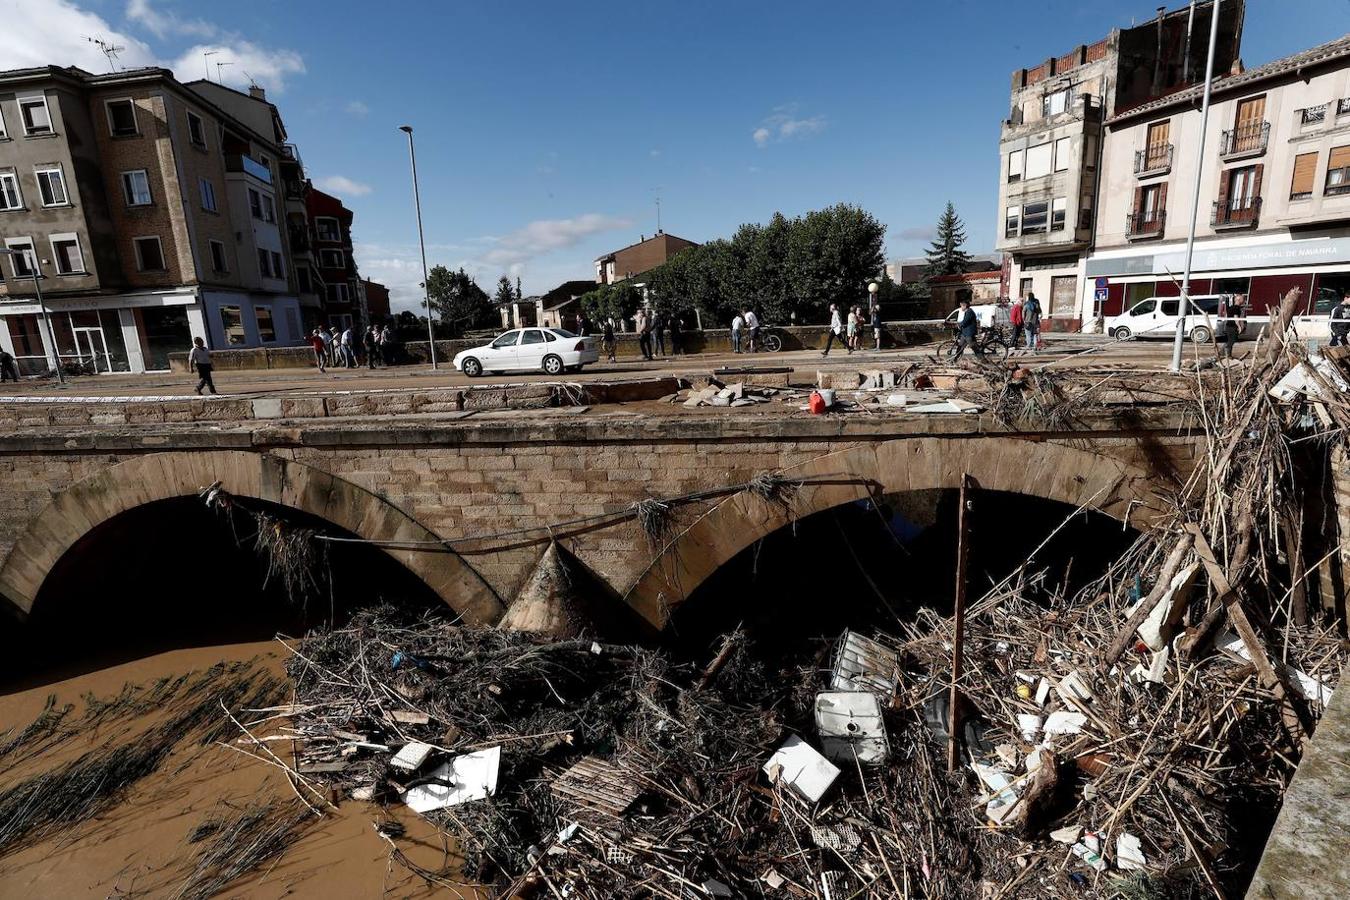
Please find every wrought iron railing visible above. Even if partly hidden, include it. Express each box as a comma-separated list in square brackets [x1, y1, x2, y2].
[1212, 196, 1262, 227]
[1220, 121, 1270, 156]
[1134, 144, 1173, 175]
[1127, 209, 1166, 237]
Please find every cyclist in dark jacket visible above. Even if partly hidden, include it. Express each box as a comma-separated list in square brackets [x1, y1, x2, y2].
[955, 299, 979, 357]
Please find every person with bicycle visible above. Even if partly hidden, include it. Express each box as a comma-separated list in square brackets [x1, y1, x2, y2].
[743, 308, 760, 352]
[954, 298, 980, 357]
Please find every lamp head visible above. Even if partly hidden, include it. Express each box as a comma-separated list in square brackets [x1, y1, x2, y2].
[399, 125, 413, 134]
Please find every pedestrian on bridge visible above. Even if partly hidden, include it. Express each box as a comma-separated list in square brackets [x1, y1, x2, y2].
[309, 329, 327, 372]
[731, 312, 744, 353]
[871, 304, 883, 351]
[364, 327, 380, 369]
[954, 299, 979, 357]
[602, 317, 617, 361]
[1022, 293, 1042, 350]
[670, 315, 684, 356]
[1219, 294, 1246, 359]
[188, 337, 217, 395]
[822, 303, 852, 356]
[743, 308, 760, 352]
[1010, 298, 1025, 348]
[0, 347, 18, 383]
[636, 308, 654, 360]
[653, 311, 668, 357]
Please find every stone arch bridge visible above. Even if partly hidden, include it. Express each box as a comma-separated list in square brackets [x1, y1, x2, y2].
[0, 406, 1203, 631]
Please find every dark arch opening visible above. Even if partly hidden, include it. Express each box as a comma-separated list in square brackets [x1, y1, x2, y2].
[1, 496, 445, 690]
[667, 488, 1137, 657]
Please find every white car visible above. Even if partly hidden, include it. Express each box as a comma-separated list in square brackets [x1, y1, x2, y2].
[1105, 295, 1229, 343]
[453, 327, 599, 377]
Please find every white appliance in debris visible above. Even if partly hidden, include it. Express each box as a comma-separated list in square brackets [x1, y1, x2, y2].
[814, 691, 890, 766]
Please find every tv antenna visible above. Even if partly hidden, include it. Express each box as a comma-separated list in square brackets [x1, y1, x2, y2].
[203, 50, 218, 80]
[650, 186, 664, 232]
[215, 61, 233, 83]
[84, 36, 124, 72]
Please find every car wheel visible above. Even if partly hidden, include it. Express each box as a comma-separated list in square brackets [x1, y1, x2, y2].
[1112, 327, 1131, 341]
[1190, 325, 1212, 345]
[542, 354, 564, 376]
[461, 357, 482, 377]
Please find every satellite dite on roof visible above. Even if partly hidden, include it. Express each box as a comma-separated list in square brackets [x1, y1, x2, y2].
[814, 692, 890, 766]
[829, 630, 901, 699]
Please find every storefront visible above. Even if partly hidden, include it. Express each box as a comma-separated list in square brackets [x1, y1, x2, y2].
[1082, 233, 1350, 323]
[200, 290, 305, 352]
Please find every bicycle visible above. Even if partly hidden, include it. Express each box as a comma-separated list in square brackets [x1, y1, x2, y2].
[755, 325, 783, 353]
[935, 325, 1010, 362]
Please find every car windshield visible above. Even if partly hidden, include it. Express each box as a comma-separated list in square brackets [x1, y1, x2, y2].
[491, 332, 519, 348]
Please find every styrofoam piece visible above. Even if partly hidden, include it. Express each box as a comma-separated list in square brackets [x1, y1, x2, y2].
[403, 745, 501, 813]
[763, 735, 840, 804]
[390, 740, 434, 772]
[1043, 711, 1087, 735]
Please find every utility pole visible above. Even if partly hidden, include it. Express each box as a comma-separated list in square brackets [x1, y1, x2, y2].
[399, 125, 438, 370]
[1171, 0, 1221, 373]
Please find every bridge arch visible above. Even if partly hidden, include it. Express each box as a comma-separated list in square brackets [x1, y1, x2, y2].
[620, 435, 1162, 629]
[0, 450, 503, 623]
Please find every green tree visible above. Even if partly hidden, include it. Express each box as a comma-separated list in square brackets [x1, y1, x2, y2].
[494, 274, 516, 307]
[579, 283, 642, 325]
[924, 202, 971, 278]
[426, 266, 493, 336]
[785, 204, 886, 322]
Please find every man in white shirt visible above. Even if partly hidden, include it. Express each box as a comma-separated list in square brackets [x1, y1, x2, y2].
[731, 313, 745, 353]
[743, 309, 760, 352]
[822, 303, 851, 356]
[188, 337, 217, 394]
[340, 327, 355, 368]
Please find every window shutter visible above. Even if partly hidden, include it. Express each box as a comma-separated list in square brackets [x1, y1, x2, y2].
[1157, 182, 1168, 216]
[1132, 186, 1143, 217]
[1252, 164, 1264, 201]
[1329, 145, 1350, 170]
[1291, 153, 1318, 195]
[1216, 169, 1231, 212]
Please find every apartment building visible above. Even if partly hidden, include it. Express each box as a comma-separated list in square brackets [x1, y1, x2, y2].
[307, 187, 365, 332]
[595, 231, 698, 287]
[996, 1, 1244, 329]
[0, 66, 305, 373]
[1086, 33, 1350, 321]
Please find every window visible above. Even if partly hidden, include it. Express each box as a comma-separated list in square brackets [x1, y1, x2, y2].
[255, 306, 276, 342]
[220, 305, 246, 344]
[520, 329, 546, 345]
[0, 172, 22, 210]
[0, 106, 7, 139]
[5, 238, 35, 277]
[1301, 104, 1328, 126]
[491, 331, 520, 348]
[296, 267, 311, 291]
[1007, 149, 1024, 182]
[49, 234, 84, 274]
[320, 248, 345, 268]
[209, 239, 227, 273]
[105, 99, 138, 137]
[187, 111, 207, 148]
[199, 177, 217, 212]
[133, 236, 165, 271]
[248, 188, 263, 219]
[35, 167, 67, 206]
[1019, 278, 1033, 299]
[1025, 142, 1053, 179]
[1049, 275, 1077, 316]
[121, 169, 152, 206]
[1291, 152, 1318, 199]
[1143, 121, 1170, 171]
[1053, 137, 1071, 172]
[1051, 197, 1067, 231]
[257, 248, 273, 278]
[270, 251, 284, 278]
[1084, 133, 1098, 169]
[1327, 146, 1350, 195]
[315, 217, 340, 241]
[1228, 165, 1259, 209]
[1042, 89, 1069, 118]
[261, 194, 276, 223]
[1340, 98, 1350, 117]
[1022, 201, 1049, 234]
[18, 96, 52, 135]
[326, 283, 349, 305]
[1005, 205, 1020, 237]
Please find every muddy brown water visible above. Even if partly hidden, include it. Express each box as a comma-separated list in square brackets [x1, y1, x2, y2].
[0, 640, 477, 899]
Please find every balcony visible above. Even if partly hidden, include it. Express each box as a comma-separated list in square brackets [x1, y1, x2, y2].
[1134, 145, 1173, 177]
[225, 154, 272, 184]
[1219, 121, 1270, 159]
[288, 226, 310, 252]
[1212, 196, 1261, 229]
[1127, 209, 1166, 239]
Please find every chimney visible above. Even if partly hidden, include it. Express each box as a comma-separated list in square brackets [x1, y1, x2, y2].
[248, 85, 266, 101]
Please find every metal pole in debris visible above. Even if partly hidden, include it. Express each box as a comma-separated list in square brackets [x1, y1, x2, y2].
[1170, 0, 1221, 373]
[947, 473, 973, 773]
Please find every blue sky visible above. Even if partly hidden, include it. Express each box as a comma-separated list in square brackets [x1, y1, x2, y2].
[7, 1, 1346, 311]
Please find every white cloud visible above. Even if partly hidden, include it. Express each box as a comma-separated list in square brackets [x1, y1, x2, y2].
[315, 175, 372, 197]
[346, 100, 370, 116]
[0, 0, 156, 71]
[480, 213, 632, 269]
[752, 105, 826, 147]
[898, 226, 937, 241]
[126, 0, 216, 40]
[171, 41, 305, 93]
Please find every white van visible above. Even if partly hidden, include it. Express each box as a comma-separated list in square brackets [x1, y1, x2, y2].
[1105, 295, 1236, 343]
[942, 304, 1005, 330]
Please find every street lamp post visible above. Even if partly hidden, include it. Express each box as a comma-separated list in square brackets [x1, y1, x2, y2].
[399, 125, 438, 370]
[0, 247, 63, 384]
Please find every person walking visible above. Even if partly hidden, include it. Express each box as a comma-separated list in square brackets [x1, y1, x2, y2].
[871, 304, 883, 351]
[188, 336, 217, 394]
[316, 325, 332, 367]
[954, 298, 979, 357]
[1218, 294, 1246, 359]
[1009, 298, 1025, 349]
[670, 315, 684, 356]
[743, 308, 760, 352]
[340, 326, 356, 367]
[379, 324, 394, 366]
[822, 303, 852, 356]
[731, 312, 744, 353]
[1331, 292, 1350, 347]
[309, 329, 327, 372]
[653, 311, 667, 358]
[0, 347, 19, 383]
[602, 317, 617, 361]
[1022, 292, 1042, 350]
[363, 326, 379, 369]
[636, 308, 653, 360]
